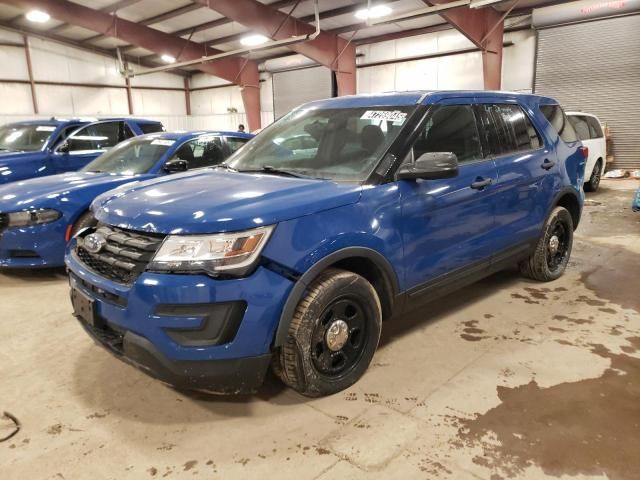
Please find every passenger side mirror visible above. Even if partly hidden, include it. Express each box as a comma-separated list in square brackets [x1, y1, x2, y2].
[56, 141, 70, 154]
[163, 158, 188, 173]
[395, 152, 459, 181]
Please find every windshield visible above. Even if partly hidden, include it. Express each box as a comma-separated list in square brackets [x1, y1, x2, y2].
[82, 137, 173, 174]
[227, 106, 416, 181]
[0, 124, 56, 152]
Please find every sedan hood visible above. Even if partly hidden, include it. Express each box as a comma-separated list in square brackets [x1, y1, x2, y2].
[0, 172, 149, 212]
[93, 170, 362, 234]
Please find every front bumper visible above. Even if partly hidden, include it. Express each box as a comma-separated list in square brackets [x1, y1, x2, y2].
[0, 220, 67, 268]
[65, 241, 295, 393]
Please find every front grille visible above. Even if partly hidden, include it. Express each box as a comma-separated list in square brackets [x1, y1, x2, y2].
[75, 225, 164, 285]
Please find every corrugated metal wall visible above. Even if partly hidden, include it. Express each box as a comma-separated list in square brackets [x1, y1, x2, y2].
[534, 15, 640, 169]
[272, 66, 332, 120]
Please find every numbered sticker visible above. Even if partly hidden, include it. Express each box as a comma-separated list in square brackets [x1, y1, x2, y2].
[360, 110, 408, 125]
[36, 126, 56, 132]
[151, 139, 176, 146]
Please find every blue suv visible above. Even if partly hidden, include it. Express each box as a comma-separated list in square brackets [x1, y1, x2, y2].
[0, 117, 163, 184]
[65, 91, 586, 397]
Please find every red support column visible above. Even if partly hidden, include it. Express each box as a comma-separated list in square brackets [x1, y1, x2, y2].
[423, 0, 504, 90]
[183, 77, 191, 116]
[239, 67, 261, 132]
[125, 76, 133, 114]
[23, 34, 38, 114]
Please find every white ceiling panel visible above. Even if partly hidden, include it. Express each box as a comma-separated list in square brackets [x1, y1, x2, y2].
[90, 36, 132, 49]
[114, 0, 193, 23]
[0, 4, 26, 20]
[53, 25, 100, 41]
[151, 8, 222, 33]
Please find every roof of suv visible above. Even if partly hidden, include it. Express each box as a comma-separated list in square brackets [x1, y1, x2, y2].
[300, 90, 559, 110]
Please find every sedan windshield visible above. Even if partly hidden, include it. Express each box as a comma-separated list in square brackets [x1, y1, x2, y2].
[82, 137, 173, 175]
[0, 124, 56, 152]
[227, 106, 416, 182]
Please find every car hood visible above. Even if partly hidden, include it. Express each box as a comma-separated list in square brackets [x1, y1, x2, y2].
[93, 170, 363, 234]
[0, 172, 150, 212]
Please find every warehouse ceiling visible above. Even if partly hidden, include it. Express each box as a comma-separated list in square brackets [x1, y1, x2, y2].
[0, 0, 568, 72]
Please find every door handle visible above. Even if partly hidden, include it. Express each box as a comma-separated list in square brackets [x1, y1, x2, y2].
[541, 159, 556, 170]
[470, 178, 492, 190]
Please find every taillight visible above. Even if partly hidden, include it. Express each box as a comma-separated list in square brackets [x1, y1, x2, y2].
[579, 146, 589, 159]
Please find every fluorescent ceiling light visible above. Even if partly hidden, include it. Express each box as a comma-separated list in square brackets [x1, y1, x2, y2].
[26, 10, 50, 23]
[355, 5, 392, 20]
[240, 34, 269, 47]
[161, 54, 176, 63]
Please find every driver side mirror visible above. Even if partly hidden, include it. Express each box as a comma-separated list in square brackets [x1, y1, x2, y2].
[163, 158, 188, 173]
[56, 141, 70, 154]
[395, 152, 459, 181]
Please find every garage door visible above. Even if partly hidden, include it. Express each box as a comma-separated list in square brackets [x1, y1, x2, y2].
[272, 66, 333, 120]
[534, 15, 640, 169]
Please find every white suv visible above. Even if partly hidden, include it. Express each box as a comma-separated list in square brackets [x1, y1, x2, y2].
[567, 112, 607, 192]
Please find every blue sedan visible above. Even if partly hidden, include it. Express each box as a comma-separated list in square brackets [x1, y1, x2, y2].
[0, 130, 253, 268]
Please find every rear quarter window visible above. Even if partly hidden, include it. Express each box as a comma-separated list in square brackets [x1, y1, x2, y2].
[138, 123, 165, 134]
[540, 105, 578, 143]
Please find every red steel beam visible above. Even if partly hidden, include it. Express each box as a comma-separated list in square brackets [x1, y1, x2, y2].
[23, 34, 38, 113]
[0, 0, 262, 130]
[423, 0, 504, 89]
[192, 0, 357, 95]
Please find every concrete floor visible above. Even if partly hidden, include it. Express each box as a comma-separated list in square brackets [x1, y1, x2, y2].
[1, 180, 639, 480]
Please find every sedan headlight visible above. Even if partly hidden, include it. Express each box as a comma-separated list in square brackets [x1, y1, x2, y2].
[148, 225, 274, 277]
[7, 209, 62, 227]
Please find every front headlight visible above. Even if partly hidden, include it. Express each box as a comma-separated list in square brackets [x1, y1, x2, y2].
[7, 209, 62, 227]
[148, 225, 274, 277]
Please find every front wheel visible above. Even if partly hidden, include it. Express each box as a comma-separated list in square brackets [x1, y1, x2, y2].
[273, 268, 382, 397]
[519, 206, 574, 282]
[584, 160, 602, 192]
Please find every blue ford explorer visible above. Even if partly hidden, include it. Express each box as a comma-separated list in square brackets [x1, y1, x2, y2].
[0, 117, 163, 184]
[65, 91, 586, 396]
[0, 130, 253, 268]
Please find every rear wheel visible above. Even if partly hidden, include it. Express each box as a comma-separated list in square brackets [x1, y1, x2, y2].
[584, 159, 602, 192]
[519, 206, 573, 282]
[273, 268, 382, 397]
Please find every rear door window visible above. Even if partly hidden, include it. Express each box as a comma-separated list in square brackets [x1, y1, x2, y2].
[478, 104, 542, 156]
[225, 136, 249, 155]
[66, 122, 121, 152]
[412, 105, 482, 163]
[170, 136, 225, 169]
[540, 105, 578, 143]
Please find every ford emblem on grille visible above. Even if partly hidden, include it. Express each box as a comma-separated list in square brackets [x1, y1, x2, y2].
[84, 233, 107, 254]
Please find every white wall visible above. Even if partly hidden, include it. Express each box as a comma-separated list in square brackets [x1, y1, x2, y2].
[355, 26, 536, 94]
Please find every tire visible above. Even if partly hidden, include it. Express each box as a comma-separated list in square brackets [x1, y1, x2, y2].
[273, 268, 382, 397]
[70, 211, 97, 238]
[519, 206, 573, 282]
[584, 159, 602, 192]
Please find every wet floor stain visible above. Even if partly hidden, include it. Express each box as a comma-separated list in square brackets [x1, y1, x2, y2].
[580, 249, 640, 313]
[453, 337, 640, 479]
[510, 293, 539, 304]
[553, 314, 594, 326]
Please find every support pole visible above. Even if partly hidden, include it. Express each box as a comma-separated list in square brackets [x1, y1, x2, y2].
[23, 34, 38, 114]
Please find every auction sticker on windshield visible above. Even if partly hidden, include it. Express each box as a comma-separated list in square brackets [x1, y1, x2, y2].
[151, 139, 175, 146]
[361, 110, 407, 125]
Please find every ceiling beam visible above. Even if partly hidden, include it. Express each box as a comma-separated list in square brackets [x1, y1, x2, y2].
[0, 19, 189, 74]
[191, 0, 357, 95]
[83, 3, 203, 44]
[0, 0, 262, 129]
[47, 0, 143, 34]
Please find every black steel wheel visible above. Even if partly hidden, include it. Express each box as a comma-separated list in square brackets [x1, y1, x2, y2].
[520, 206, 574, 282]
[273, 268, 382, 397]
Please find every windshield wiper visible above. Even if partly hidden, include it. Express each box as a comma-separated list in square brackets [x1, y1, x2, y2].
[238, 165, 308, 178]
[215, 162, 237, 172]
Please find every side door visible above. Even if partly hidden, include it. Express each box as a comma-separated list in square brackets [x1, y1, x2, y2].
[397, 102, 499, 292]
[476, 102, 552, 253]
[51, 121, 123, 172]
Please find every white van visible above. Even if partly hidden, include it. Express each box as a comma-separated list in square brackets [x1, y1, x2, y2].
[567, 112, 607, 192]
